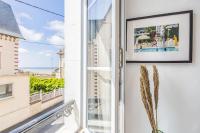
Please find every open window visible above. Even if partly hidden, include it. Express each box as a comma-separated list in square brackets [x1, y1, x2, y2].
[83, 0, 121, 132]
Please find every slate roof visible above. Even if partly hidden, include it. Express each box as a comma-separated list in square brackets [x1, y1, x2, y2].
[0, 0, 22, 38]
[88, 0, 111, 20]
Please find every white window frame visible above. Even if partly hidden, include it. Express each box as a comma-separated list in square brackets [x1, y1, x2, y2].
[64, 0, 125, 132]
[119, 0, 125, 133]
[81, 0, 121, 132]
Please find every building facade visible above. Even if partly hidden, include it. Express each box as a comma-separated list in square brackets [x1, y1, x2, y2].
[0, 0, 22, 76]
[0, 0, 29, 131]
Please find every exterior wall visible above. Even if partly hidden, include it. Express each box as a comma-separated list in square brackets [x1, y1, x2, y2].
[125, 0, 200, 133]
[30, 96, 63, 115]
[0, 74, 63, 131]
[0, 34, 19, 76]
[0, 75, 29, 131]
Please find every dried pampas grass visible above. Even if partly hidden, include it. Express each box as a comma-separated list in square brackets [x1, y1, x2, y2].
[153, 65, 159, 129]
[140, 65, 160, 133]
[140, 65, 157, 132]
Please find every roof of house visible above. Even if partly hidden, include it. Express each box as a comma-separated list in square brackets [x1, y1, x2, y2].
[88, 0, 111, 20]
[0, 0, 22, 38]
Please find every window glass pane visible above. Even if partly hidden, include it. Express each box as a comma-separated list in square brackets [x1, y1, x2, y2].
[0, 86, 6, 95]
[87, 0, 112, 132]
[0, 84, 12, 98]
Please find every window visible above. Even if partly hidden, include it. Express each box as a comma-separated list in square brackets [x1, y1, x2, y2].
[87, 0, 112, 132]
[0, 84, 12, 99]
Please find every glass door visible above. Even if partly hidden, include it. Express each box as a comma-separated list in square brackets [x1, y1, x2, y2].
[85, 0, 119, 132]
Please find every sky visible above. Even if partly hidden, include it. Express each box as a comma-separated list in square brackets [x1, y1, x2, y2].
[2, 0, 64, 68]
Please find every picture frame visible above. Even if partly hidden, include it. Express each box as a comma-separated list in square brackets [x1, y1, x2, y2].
[126, 10, 193, 63]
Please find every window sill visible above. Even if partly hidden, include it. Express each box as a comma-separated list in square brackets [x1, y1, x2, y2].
[0, 96, 14, 102]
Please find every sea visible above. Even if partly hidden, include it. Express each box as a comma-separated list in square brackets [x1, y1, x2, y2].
[19, 67, 58, 75]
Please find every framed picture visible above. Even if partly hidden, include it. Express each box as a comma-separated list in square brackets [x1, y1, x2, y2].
[126, 10, 193, 63]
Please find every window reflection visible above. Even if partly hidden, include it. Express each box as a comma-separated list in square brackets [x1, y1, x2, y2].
[87, 0, 112, 132]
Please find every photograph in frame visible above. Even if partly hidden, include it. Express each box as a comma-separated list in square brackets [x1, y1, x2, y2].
[126, 10, 193, 63]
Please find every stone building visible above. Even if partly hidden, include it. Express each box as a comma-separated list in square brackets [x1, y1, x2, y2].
[0, 0, 23, 75]
[0, 0, 29, 131]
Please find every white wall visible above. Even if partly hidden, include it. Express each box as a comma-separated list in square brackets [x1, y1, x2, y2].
[0, 75, 63, 131]
[0, 75, 29, 131]
[125, 0, 200, 133]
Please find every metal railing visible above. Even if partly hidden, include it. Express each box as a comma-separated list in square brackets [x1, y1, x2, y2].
[30, 88, 64, 104]
[9, 100, 75, 133]
[29, 92, 40, 103]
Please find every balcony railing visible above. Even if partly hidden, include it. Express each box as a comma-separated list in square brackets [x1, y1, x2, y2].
[9, 100, 75, 133]
[30, 88, 64, 104]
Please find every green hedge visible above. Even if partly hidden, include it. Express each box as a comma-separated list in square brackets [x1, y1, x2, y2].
[30, 76, 64, 94]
